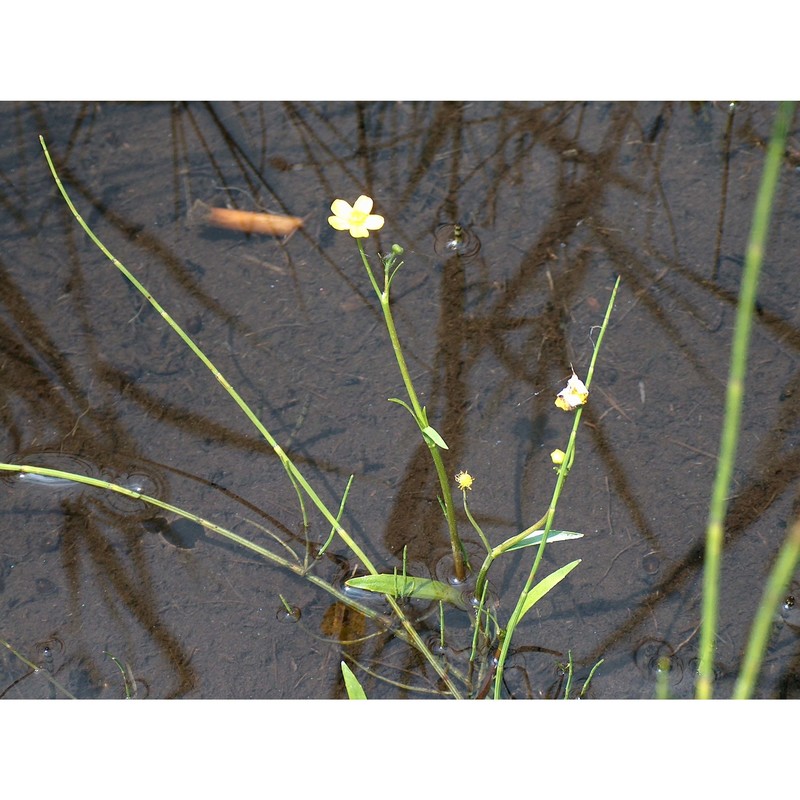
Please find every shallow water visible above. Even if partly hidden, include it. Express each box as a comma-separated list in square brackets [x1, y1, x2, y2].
[1, 101, 798, 698]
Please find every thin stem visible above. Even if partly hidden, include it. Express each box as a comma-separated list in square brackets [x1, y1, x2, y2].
[472, 511, 549, 601]
[39, 135, 375, 576]
[356, 239, 465, 581]
[38, 144, 460, 697]
[732, 515, 800, 698]
[1, 461, 463, 697]
[462, 490, 492, 554]
[492, 275, 620, 698]
[696, 101, 794, 699]
[492, 413, 580, 698]
[0, 637, 76, 699]
[562, 651, 574, 699]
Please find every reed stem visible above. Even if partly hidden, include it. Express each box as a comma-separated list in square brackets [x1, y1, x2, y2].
[695, 101, 794, 698]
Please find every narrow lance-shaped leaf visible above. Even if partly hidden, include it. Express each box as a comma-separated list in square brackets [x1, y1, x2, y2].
[346, 573, 466, 608]
[341, 661, 367, 699]
[503, 530, 584, 553]
[421, 425, 448, 450]
[519, 559, 582, 620]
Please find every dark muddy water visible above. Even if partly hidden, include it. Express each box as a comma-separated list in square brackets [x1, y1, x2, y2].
[1, 101, 799, 699]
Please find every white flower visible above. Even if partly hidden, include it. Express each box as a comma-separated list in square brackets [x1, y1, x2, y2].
[555, 370, 588, 411]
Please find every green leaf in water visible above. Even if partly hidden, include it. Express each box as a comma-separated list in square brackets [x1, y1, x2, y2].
[346, 573, 466, 608]
[519, 559, 582, 620]
[503, 529, 584, 553]
[341, 661, 367, 699]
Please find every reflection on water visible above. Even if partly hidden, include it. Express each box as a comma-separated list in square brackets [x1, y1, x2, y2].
[0, 101, 799, 698]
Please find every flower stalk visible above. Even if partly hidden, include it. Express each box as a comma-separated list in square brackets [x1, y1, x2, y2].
[356, 238, 467, 582]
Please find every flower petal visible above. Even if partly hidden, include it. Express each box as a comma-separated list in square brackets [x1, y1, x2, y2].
[330, 198, 353, 218]
[364, 214, 385, 230]
[353, 195, 373, 214]
[554, 371, 589, 411]
[328, 215, 350, 230]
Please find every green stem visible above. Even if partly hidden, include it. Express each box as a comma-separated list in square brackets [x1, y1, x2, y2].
[1, 461, 464, 697]
[492, 275, 620, 698]
[473, 511, 549, 601]
[39, 135, 376, 576]
[696, 101, 794, 699]
[732, 515, 800, 698]
[356, 239, 465, 582]
[492, 411, 581, 698]
[38, 141, 462, 697]
[0, 637, 77, 700]
[463, 490, 492, 554]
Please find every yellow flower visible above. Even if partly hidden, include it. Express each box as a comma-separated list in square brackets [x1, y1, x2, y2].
[555, 370, 589, 411]
[455, 470, 474, 491]
[550, 449, 566, 465]
[328, 195, 385, 238]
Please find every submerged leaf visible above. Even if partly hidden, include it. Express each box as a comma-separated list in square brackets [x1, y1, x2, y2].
[503, 529, 584, 552]
[519, 559, 581, 620]
[341, 661, 367, 699]
[346, 573, 466, 608]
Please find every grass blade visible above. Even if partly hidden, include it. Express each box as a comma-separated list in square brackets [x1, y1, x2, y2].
[696, 101, 795, 698]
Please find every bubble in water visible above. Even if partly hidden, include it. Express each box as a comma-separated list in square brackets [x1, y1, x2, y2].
[433, 223, 481, 259]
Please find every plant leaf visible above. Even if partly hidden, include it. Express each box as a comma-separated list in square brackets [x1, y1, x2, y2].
[388, 397, 415, 417]
[503, 529, 584, 552]
[341, 661, 367, 699]
[346, 573, 466, 608]
[421, 425, 448, 450]
[519, 559, 581, 620]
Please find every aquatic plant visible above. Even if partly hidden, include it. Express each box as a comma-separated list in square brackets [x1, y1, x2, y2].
[2, 101, 794, 699]
[0, 142, 617, 699]
[695, 100, 799, 699]
[326, 193, 617, 696]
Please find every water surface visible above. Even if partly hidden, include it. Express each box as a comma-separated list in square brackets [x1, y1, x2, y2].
[1, 101, 798, 698]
